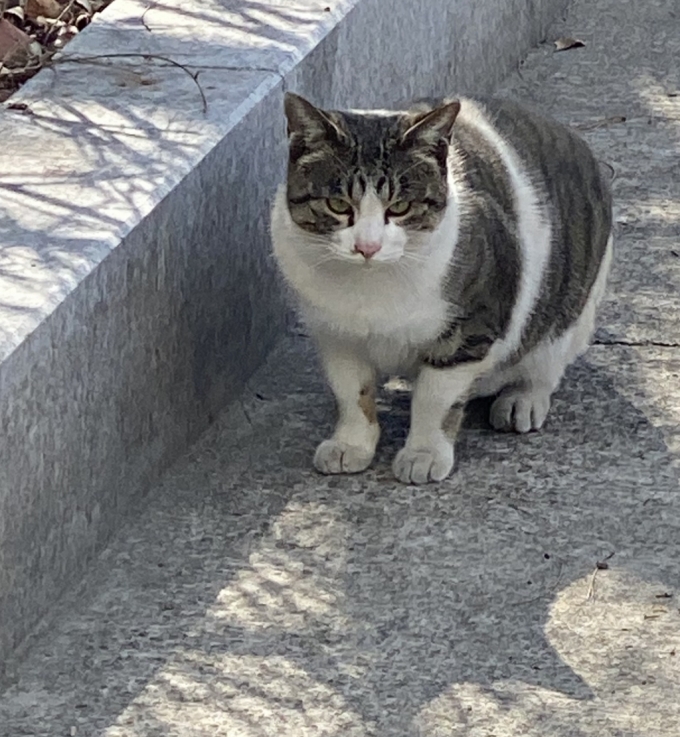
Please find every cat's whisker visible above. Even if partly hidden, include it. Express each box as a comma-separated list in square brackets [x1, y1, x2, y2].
[310, 252, 345, 268]
[394, 253, 429, 269]
[300, 236, 334, 247]
[399, 251, 428, 263]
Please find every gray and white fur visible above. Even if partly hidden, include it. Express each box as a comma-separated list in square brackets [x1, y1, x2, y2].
[271, 93, 612, 484]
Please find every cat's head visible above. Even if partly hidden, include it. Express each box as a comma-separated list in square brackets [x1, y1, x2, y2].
[283, 93, 460, 264]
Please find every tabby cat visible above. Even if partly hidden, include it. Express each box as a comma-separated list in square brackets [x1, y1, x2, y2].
[271, 92, 612, 484]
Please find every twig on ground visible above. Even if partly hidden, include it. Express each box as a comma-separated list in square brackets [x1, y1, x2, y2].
[141, 0, 157, 32]
[593, 338, 680, 348]
[2, 50, 208, 113]
[572, 115, 627, 131]
[585, 551, 615, 601]
[57, 52, 208, 112]
[600, 159, 616, 181]
[0, 57, 46, 77]
[43, 0, 78, 46]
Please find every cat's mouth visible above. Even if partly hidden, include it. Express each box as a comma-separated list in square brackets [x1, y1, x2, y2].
[330, 247, 405, 265]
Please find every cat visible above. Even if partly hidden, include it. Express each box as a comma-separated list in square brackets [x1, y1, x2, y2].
[271, 92, 612, 484]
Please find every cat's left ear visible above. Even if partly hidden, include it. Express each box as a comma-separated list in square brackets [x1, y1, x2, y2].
[283, 92, 343, 142]
[401, 100, 461, 146]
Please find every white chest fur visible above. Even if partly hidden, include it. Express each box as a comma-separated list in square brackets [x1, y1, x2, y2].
[304, 266, 448, 373]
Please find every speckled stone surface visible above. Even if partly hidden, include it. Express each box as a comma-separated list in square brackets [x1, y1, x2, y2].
[0, 0, 565, 675]
[3, 0, 680, 735]
[2, 330, 679, 736]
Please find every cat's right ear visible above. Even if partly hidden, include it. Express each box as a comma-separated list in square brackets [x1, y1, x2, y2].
[284, 92, 341, 143]
[401, 100, 461, 147]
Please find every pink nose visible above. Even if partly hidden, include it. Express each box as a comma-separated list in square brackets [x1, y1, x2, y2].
[354, 241, 381, 259]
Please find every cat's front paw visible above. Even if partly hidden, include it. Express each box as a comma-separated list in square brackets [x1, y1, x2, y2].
[314, 439, 375, 475]
[392, 441, 454, 484]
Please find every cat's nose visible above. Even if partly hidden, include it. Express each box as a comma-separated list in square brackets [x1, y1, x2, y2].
[354, 241, 381, 259]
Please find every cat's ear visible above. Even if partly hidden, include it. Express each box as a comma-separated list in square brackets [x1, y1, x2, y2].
[401, 100, 461, 146]
[284, 92, 342, 143]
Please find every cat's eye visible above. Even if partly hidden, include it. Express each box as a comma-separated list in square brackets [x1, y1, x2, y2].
[326, 197, 353, 215]
[386, 200, 411, 217]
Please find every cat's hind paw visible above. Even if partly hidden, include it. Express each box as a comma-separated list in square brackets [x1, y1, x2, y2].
[314, 439, 375, 475]
[490, 387, 551, 433]
[392, 442, 454, 484]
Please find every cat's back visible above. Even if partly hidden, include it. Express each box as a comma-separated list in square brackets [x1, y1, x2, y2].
[454, 96, 612, 343]
[477, 98, 610, 208]
[454, 96, 611, 215]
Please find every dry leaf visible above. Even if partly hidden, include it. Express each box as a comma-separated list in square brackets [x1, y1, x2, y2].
[0, 17, 33, 66]
[28, 39, 42, 56]
[25, 0, 63, 20]
[53, 22, 76, 47]
[4, 6, 26, 22]
[554, 36, 586, 51]
[1, 0, 113, 101]
[74, 11, 90, 29]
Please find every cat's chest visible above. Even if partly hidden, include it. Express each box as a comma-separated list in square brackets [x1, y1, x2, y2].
[302, 273, 448, 370]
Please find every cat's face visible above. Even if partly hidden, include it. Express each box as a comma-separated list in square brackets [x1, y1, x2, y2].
[284, 94, 460, 264]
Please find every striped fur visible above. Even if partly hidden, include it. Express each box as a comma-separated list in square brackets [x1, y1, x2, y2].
[271, 93, 613, 483]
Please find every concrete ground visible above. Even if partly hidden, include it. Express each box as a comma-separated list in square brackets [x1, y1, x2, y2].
[1, 0, 679, 734]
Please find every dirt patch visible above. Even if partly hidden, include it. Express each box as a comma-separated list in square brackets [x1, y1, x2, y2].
[358, 384, 378, 425]
[0, 0, 112, 102]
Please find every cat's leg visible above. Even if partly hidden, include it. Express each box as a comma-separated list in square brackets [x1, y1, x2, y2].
[314, 339, 380, 474]
[480, 345, 557, 433]
[489, 328, 583, 433]
[490, 233, 613, 433]
[393, 362, 483, 484]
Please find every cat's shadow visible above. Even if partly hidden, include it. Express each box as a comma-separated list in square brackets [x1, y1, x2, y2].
[296, 349, 679, 724]
[375, 380, 496, 463]
[8, 341, 677, 737]
[191, 344, 680, 735]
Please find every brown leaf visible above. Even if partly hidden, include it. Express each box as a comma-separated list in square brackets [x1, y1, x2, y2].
[53, 24, 77, 48]
[0, 17, 33, 66]
[554, 36, 586, 51]
[74, 11, 90, 30]
[25, 0, 64, 21]
[4, 6, 26, 23]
